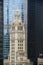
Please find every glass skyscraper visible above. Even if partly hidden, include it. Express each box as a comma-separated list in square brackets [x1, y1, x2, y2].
[0, 0, 3, 65]
[28, 0, 43, 65]
[4, 0, 10, 60]
[3, 33, 10, 59]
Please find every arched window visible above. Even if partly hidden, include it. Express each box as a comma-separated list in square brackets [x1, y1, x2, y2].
[18, 26, 23, 30]
[12, 26, 15, 30]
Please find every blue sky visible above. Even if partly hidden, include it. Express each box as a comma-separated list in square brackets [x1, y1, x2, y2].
[4, 0, 23, 24]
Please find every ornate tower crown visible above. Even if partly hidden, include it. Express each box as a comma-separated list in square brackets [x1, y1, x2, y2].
[13, 10, 22, 24]
[15, 10, 20, 19]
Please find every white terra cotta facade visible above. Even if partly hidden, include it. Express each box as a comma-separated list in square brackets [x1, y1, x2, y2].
[37, 58, 43, 65]
[9, 11, 30, 65]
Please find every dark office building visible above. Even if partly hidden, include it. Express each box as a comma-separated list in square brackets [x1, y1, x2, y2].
[27, 0, 43, 65]
[0, 0, 3, 65]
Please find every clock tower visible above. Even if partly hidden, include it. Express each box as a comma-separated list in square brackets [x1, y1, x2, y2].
[10, 11, 30, 65]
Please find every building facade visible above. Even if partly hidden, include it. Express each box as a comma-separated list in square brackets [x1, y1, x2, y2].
[9, 11, 30, 65]
[0, 0, 3, 65]
[3, 33, 10, 59]
[28, 0, 43, 65]
[37, 58, 43, 65]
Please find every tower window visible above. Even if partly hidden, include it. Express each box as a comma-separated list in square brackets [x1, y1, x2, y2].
[18, 40, 23, 43]
[19, 23, 21, 25]
[11, 57, 15, 59]
[22, 47, 23, 49]
[11, 44, 15, 46]
[11, 47, 15, 49]
[11, 40, 14, 43]
[11, 50, 15, 52]
[18, 44, 19, 46]
[18, 44, 23, 46]
[20, 58, 23, 61]
[18, 47, 19, 49]
[12, 26, 15, 30]
[22, 44, 23, 46]
[18, 47, 23, 50]
[11, 39, 15, 43]
[18, 26, 23, 30]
